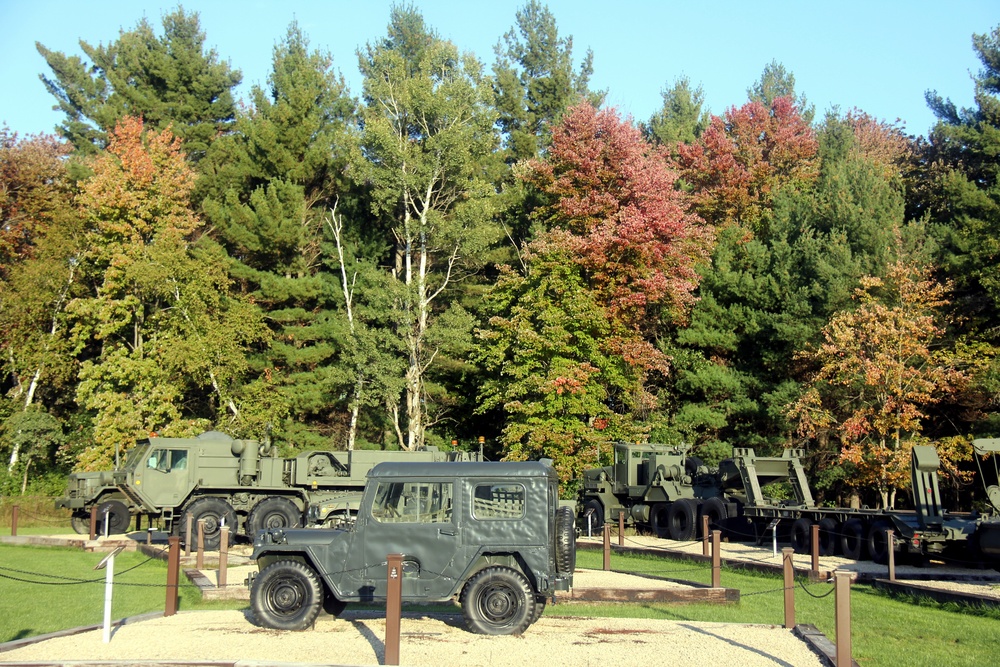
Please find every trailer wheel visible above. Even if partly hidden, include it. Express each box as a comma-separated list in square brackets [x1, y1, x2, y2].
[251, 560, 323, 630]
[791, 518, 813, 554]
[867, 520, 894, 564]
[461, 566, 534, 635]
[698, 498, 729, 537]
[650, 503, 671, 538]
[818, 518, 839, 556]
[667, 499, 697, 541]
[181, 497, 237, 550]
[248, 497, 303, 536]
[96, 499, 131, 535]
[840, 519, 865, 560]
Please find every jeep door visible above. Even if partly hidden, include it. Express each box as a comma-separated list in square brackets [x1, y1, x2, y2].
[352, 479, 460, 600]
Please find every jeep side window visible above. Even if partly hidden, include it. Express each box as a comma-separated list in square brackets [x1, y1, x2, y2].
[472, 483, 525, 519]
[371, 481, 453, 523]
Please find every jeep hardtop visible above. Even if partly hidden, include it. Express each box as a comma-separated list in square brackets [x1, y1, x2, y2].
[247, 460, 576, 635]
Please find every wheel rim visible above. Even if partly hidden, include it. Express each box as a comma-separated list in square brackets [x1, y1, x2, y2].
[477, 583, 521, 626]
[265, 576, 306, 618]
[263, 511, 288, 530]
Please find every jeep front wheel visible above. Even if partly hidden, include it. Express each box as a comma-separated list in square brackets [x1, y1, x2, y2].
[462, 566, 534, 635]
[251, 560, 323, 631]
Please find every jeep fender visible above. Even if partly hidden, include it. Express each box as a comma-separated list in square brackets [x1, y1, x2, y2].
[454, 552, 542, 600]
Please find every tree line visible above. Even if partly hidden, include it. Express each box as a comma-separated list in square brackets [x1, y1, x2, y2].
[1, 3, 998, 509]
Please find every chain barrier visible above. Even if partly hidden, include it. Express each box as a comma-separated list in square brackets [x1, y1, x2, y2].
[8, 507, 70, 525]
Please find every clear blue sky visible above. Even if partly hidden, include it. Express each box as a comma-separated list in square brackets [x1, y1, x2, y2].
[1, 0, 997, 139]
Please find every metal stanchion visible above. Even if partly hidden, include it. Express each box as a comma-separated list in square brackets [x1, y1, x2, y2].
[835, 571, 852, 667]
[385, 554, 403, 666]
[782, 547, 795, 628]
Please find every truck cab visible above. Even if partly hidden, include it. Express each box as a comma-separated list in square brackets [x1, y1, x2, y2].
[247, 460, 576, 635]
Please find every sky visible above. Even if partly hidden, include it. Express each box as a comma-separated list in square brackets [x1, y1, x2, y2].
[1, 0, 997, 140]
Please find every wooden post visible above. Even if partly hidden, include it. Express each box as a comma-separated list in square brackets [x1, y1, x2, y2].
[835, 571, 852, 667]
[782, 547, 795, 628]
[702, 514, 710, 556]
[618, 511, 624, 547]
[165, 536, 180, 617]
[218, 526, 229, 589]
[711, 530, 721, 588]
[603, 521, 611, 571]
[184, 514, 193, 557]
[147, 527, 153, 546]
[89, 505, 98, 541]
[196, 519, 205, 569]
[10, 505, 18, 537]
[887, 528, 896, 581]
[385, 554, 403, 666]
[810, 523, 820, 575]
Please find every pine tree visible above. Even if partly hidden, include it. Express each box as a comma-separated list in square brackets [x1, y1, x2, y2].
[643, 76, 710, 148]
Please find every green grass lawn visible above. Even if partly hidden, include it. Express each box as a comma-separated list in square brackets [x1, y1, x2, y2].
[2, 540, 997, 667]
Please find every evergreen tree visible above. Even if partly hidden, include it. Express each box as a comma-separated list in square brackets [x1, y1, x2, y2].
[748, 59, 815, 124]
[37, 7, 241, 159]
[643, 76, 710, 148]
[358, 6, 503, 450]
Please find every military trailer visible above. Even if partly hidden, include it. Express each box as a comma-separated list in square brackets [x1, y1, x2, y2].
[579, 441, 1000, 568]
[55, 430, 477, 548]
[247, 460, 576, 635]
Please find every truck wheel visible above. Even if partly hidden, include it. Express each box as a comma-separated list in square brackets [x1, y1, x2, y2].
[667, 499, 697, 541]
[555, 505, 576, 574]
[818, 518, 839, 556]
[248, 497, 303, 536]
[867, 520, 894, 565]
[840, 519, 865, 560]
[583, 499, 604, 534]
[70, 513, 90, 535]
[791, 518, 813, 554]
[96, 500, 131, 535]
[461, 566, 534, 635]
[182, 497, 237, 550]
[650, 503, 670, 538]
[251, 560, 323, 631]
[698, 498, 729, 537]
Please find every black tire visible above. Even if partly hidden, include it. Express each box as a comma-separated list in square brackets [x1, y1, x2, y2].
[791, 517, 813, 554]
[322, 590, 347, 617]
[96, 499, 131, 535]
[461, 566, 534, 635]
[181, 497, 237, 550]
[70, 513, 90, 535]
[840, 519, 865, 560]
[582, 499, 605, 534]
[698, 497, 729, 537]
[667, 499, 697, 541]
[248, 497, 303, 537]
[528, 596, 547, 624]
[251, 560, 323, 630]
[650, 503, 670, 538]
[868, 520, 894, 565]
[818, 518, 839, 556]
[555, 505, 576, 574]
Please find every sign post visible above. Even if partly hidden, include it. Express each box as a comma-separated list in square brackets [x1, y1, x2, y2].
[94, 546, 125, 643]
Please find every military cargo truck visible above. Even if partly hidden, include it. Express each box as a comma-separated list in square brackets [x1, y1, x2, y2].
[247, 459, 575, 635]
[56, 430, 477, 548]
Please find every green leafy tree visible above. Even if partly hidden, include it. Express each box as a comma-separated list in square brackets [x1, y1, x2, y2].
[0, 407, 63, 494]
[643, 76, 710, 148]
[358, 6, 503, 450]
[493, 0, 600, 163]
[36, 7, 241, 158]
[199, 22, 359, 448]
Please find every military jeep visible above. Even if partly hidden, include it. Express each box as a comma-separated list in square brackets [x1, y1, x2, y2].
[247, 460, 575, 635]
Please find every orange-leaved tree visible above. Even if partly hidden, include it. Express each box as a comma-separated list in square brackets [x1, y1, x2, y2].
[788, 254, 970, 507]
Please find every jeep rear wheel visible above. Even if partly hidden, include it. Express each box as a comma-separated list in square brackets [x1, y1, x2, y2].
[251, 560, 323, 631]
[461, 566, 534, 635]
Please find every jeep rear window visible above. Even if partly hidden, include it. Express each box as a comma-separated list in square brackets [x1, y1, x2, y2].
[371, 481, 453, 524]
[472, 484, 525, 520]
